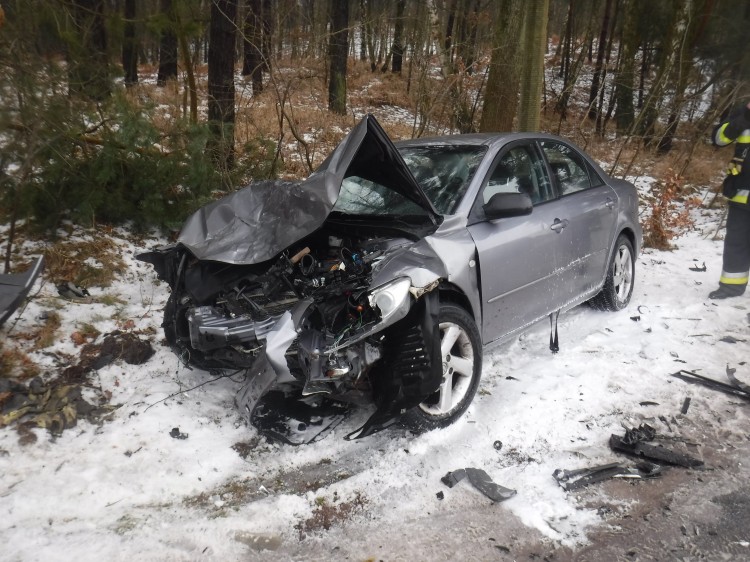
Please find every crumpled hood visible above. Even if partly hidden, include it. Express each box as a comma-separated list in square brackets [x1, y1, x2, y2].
[175, 114, 439, 265]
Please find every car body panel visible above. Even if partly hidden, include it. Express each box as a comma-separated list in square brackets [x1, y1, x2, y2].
[175, 115, 439, 266]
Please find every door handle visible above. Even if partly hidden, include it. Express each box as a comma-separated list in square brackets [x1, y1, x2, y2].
[605, 197, 615, 209]
[550, 218, 569, 233]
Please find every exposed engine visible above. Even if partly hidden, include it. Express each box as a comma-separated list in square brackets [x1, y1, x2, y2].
[171, 231, 412, 396]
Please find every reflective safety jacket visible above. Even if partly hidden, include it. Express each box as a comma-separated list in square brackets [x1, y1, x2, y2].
[713, 104, 750, 207]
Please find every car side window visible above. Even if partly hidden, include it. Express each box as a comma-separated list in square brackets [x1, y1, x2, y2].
[482, 145, 553, 205]
[540, 141, 600, 195]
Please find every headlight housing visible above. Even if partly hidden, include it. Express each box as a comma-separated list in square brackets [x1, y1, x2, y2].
[368, 277, 412, 326]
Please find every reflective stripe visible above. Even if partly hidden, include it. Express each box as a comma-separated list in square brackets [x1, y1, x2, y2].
[716, 123, 732, 145]
[720, 270, 749, 285]
[730, 189, 749, 204]
[738, 129, 750, 143]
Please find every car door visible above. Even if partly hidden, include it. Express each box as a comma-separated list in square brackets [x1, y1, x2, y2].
[539, 141, 618, 303]
[467, 142, 566, 344]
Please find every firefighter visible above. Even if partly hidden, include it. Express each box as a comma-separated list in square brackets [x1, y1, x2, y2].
[709, 100, 750, 299]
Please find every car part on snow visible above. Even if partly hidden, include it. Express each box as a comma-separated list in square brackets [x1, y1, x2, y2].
[251, 388, 351, 445]
[441, 468, 516, 502]
[170, 427, 188, 439]
[689, 262, 707, 272]
[555, 461, 665, 491]
[493, 440, 503, 451]
[621, 423, 656, 445]
[609, 430, 704, 469]
[719, 335, 745, 343]
[549, 310, 560, 352]
[56, 281, 90, 300]
[0, 256, 44, 327]
[726, 365, 750, 394]
[671, 369, 750, 401]
[681, 397, 691, 414]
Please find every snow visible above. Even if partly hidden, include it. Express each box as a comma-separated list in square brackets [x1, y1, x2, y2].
[2, 193, 749, 560]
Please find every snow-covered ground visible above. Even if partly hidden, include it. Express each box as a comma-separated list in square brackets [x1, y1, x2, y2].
[1, 190, 749, 561]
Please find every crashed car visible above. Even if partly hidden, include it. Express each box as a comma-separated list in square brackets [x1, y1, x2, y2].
[139, 115, 641, 441]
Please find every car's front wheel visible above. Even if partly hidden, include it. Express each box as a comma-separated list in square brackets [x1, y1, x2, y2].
[404, 303, 482, 430]
[590, 234, 635, 311]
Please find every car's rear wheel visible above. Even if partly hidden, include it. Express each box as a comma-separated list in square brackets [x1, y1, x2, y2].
[404, 303, 482, 430]
[590, 234, 635, 311]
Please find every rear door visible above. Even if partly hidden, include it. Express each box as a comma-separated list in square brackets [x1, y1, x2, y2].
[467, 142, 566, 343]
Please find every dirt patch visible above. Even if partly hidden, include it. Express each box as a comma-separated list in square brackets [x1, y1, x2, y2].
[295, 492, 368, 540]
[43, 237, 126, 288]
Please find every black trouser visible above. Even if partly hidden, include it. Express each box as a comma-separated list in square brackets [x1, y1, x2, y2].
[719, 204, 750, 295]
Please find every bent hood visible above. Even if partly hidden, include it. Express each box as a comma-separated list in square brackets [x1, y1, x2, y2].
[175, 114, 439, 265]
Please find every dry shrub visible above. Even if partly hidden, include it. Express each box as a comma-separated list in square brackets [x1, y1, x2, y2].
[295, 492, 368, 540]
[643, 169, 697, 250]
[44, 237, 125, 288]
[33, 311, 61, 349]
[0, 342, 40, 380]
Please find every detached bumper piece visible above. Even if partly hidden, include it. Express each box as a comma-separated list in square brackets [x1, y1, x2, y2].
[0, 257, 44, 327]
[441, 468, 516, 502]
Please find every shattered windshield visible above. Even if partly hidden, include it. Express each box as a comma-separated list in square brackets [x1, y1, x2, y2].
[333, 145, 486, 216]
[401, 145, 486, 214]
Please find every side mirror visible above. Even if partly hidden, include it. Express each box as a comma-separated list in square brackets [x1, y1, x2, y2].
[482, 192, 532, 220]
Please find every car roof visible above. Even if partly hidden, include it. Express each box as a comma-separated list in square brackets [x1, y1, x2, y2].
[393, 131, 577, 150]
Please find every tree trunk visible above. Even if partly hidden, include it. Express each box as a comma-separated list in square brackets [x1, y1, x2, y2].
[157, 0, 177, 86]
[588, 0, 612, 120]
[122, 0, 138, 87]
[262, 0, 272, 72]
[517, 0, 549, 132]
[613, 0, 639, 134]
[243, 0, 264, 95]
[479, 0, 524, 132]
[68, 0, 111, 101]
[328, 0, 349, 115]
[658, 0, 712, 153]
[391, 0, 406, 73]
[207, 0, 237, 170]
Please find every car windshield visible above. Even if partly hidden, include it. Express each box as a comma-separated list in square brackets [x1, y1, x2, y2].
[333, 145, 487, 216]
[401, 145, 486, 214]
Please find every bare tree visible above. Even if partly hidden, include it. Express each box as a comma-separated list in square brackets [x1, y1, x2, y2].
[122, 0, 138, 87]
[479, 0, 524, 132]
[328, 0, 349, 115]
[517, 0, 549, 131]
[207, 0, 238, 170]
[157, 0, 178, 86]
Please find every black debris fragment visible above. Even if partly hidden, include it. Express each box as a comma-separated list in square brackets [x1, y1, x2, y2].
[719, 335, 745, 344]
[681, 397, 691, 415]
[610, 433, 703, 468]
[689, 262, 707, 272]
[630, 316, 641, 322]
[726, 365, 750, 394]
[493, 440, 503, 451]
[56, 281, 90, 300]
[553, 463, 626, 491]
[639, 401, 660, 406]
[170, 427, 188, 439]
[441, 468, 466, 488]
[440, 468, 516, 502]
[436, 491, 444, 500]
[671, 370, 750, 401]
[622, 423, 656, 445]
[465, 468, 517, 502]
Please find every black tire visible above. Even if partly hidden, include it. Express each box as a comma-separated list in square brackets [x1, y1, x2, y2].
[590, 234, 635, 311]
[403, 303, 482, 430]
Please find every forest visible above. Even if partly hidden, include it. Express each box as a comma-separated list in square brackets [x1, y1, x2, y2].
[1, 0, 749, 264]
